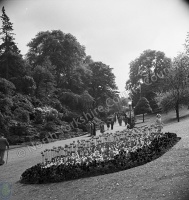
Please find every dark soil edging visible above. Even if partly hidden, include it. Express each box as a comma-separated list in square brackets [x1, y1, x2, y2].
[19, 132, 180, 184]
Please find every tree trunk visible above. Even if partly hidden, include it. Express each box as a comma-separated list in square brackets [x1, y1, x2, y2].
[143, 113, 144, 122]
[175, 101, 179, 122]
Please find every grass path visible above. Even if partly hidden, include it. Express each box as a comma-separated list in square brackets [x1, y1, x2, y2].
[1, 113, 189, 200]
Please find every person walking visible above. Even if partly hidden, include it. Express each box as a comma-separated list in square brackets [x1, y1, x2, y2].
[155, 114, 163, 133]
[110, 117, 114, 130]
[114, 113, 117, 123]
[90, 121, 94, 136]
[118, 115, 122, 126]
[100, 122, 105, 133]
[106, 118, 111, 130]
[92, 120, 96, 136]
[0, 133, 9, 165]
[123, 114, 128, 126]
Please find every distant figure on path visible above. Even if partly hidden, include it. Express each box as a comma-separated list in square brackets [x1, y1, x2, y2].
[114, 113, 117, 123]
[123, 114, 128, 126]
[86, 121, 91, 135]
[106, 118, 111, 130]
[110, 118, 114, 130]
[118, 115, 122, 126]
[100, 122, 105, 133]
[92, 120, 96, 136]
[0, 133, 9, 165]
[155, 114, 163, 133]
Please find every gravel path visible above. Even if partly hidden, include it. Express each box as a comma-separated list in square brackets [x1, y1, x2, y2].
[1, 119, 189, 200]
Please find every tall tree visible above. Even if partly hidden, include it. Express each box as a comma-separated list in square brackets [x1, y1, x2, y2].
[0, 7, 25, 79]
[88, 62, 118, 106]
[126, 49, 171, 110]
[26, 30, 86, 90]
[155, 53, 189, 122]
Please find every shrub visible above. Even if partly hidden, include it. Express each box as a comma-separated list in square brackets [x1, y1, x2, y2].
[0, 78, 16, 95]
[12, 94, 34, 113]
[13, 107, 30, 123]
[49, 98, 63, 112]
[43, 122, 56, 132]
[10, 76, 36, 95]
[9, 122, 29, 141]
[8, 135, 23, 145]
[0, 112, 11, 136]
[0, 96, 13, 115]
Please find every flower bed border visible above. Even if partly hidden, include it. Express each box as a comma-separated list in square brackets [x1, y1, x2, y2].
[20, 132, 181, 184]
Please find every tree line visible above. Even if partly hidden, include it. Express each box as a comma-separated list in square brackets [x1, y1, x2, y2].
[0, 7, 119, 143]
[126, 42, 189, 122]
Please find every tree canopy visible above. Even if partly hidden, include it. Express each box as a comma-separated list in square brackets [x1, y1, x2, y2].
[126, 49, 171, 110]
[0, 7, 25, 79]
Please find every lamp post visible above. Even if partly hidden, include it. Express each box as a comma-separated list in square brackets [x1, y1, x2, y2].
[128, 101, 132, 126]
[139, 79, 143, 99]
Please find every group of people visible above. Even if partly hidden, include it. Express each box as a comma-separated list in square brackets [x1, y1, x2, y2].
[86, 120, 96, 136]
[106, 117, 115, 130]
[116, 112, 131, 128]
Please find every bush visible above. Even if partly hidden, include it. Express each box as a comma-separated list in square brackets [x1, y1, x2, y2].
[13, 107, 30, 123]
[43, 122, 56, 132]
[0, 112, 11, 136]
[33, 106, 59, 123]
[12, 94, 34, 113]
[49, 98, 63, 112]
[10, 76, 36, 95]
[8, 135, 23, 145]
[29, 97, 42, 107]
[0, 78, 16, 95]
[0, 97, 13, 115]
[9, 123, 29, 142]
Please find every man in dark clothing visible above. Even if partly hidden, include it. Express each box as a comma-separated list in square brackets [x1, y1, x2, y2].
[110, 118, 114, 130]
[92, 120, 96, 136]
[124, 114, 128, 126]
[0, 133, 9, 165]
[106, 118, 111, 130]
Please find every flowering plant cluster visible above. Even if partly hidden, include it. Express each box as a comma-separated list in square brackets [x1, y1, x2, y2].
[40, 125, 159, 166]
[34, 106, 58, 117]
[34, 106, 59, 123]
[20, 126, 180, 184]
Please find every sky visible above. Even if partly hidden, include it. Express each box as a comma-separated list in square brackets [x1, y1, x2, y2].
[1, 0, 189, 92]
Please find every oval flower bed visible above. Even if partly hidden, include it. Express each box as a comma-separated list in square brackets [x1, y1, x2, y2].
[20, 127, 180, 184]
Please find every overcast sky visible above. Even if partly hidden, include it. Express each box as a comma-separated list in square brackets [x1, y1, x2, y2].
[1, 0, 189, 92]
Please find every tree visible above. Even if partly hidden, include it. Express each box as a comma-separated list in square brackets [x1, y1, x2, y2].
[155, 53, 189, 122]
[10, 75, 36, 96]
[134, 97, 152, 122]
[32, 65, 55, 99]
[0, 7, 25, 79]
[26, 30, 86, 90]
[88, 62, 118, 107]
[59, 89, 94, 112]
[126, 50, 171, 111]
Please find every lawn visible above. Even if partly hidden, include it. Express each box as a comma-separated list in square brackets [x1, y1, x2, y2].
[135, 106, 189, 127]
